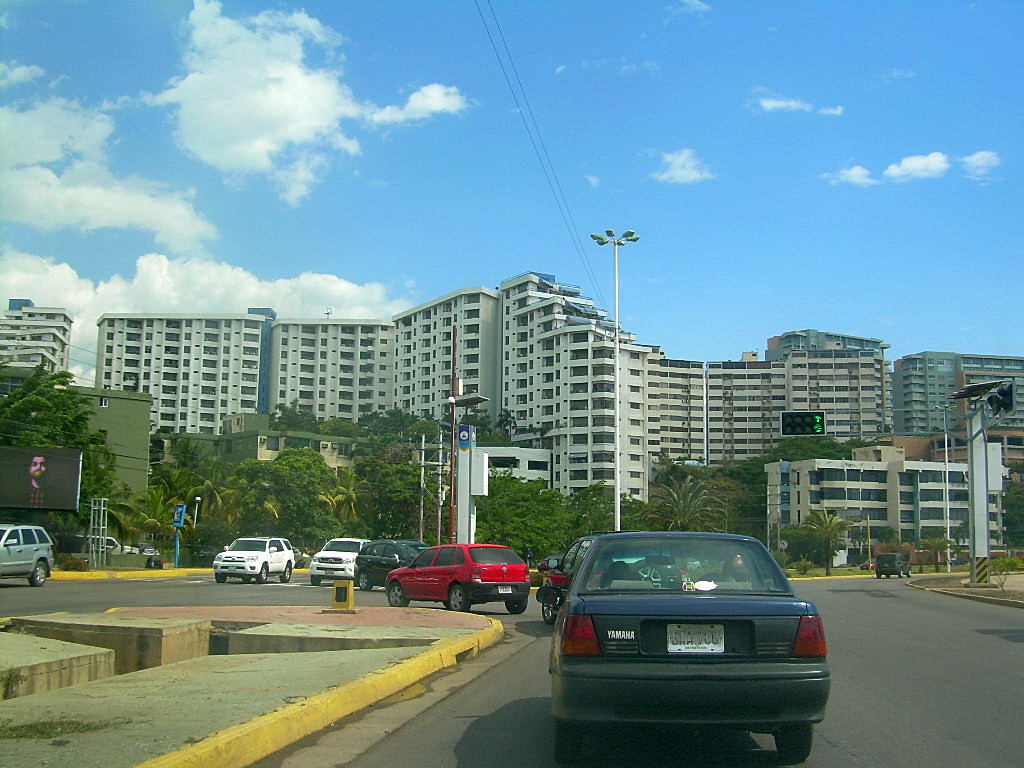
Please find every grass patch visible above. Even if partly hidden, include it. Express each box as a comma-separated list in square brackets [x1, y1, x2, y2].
[0, 718, 128, 740]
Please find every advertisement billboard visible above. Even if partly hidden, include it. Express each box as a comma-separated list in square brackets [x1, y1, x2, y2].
[0, 446, 83, 510]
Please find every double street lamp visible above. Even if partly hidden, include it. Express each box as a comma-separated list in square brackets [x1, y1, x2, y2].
[590, 229, 639, 532]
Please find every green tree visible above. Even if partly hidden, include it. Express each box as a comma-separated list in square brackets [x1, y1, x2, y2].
[319, 418, 365, 439]
[1002, 477, 1024, 547]
[270, 400, 320, 432]
[799, 510, 852, 576]
[918, 535, 954, 572]
[474, 473, 573, 558]
[647, 475, 726, 532]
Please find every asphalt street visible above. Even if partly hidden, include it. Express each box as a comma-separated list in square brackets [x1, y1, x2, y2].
[5, 575, 1022, 767]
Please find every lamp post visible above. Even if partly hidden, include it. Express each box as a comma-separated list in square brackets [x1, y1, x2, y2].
[193, 496, 202, 529]
[590, 229, 639, 532]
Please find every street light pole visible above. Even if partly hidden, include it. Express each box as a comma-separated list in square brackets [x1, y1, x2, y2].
[591, 229, 639, 532]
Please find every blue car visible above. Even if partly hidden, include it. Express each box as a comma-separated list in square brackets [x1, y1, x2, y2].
[549, 531, 830, 765]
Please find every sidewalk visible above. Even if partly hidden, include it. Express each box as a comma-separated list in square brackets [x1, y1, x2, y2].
[0, 605, 504, 768]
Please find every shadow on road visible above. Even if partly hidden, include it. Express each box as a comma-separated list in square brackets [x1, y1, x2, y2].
[454, 697, 776, 767]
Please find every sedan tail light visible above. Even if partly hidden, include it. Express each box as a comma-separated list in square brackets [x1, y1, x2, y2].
[561, 615, 601, 657]
[791, 615, 827, 658]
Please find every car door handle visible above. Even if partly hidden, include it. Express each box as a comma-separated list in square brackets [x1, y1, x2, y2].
[447, 570, 455, 574]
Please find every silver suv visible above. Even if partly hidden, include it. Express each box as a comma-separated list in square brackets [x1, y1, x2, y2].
[0, 524, 54, 587]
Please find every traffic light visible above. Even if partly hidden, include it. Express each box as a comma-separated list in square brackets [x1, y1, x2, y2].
[780, 411, 827, 436]
[985, 381, 1015, 417]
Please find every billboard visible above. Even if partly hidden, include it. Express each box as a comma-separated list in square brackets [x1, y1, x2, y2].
[0, 446, 83, 510]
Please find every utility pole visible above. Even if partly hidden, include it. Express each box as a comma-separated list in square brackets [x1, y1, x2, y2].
[417, 433, 426, 542]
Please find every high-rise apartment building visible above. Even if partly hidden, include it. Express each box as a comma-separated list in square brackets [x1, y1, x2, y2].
[643, 346, 705, 461]
[0, 299, 72, 372]
[892, 351, 1024, 434]
[497, 272, 650, 499]
[270, 318, 395, 420]
[391, 287, 501, 420]
[705, 353, 781, 463]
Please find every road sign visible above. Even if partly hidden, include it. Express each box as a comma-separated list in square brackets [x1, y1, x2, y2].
[779, 540, 789, 550]
[457, 424, 474, 450]
[172, 503, 187, 527]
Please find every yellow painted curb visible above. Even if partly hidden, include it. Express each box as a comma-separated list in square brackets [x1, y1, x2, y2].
[52, 568, 311, 580]
[134, 616, 505, 768]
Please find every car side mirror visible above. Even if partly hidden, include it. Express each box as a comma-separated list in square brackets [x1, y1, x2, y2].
[223, 545, 229, 551]
[389, 553, 400, 563]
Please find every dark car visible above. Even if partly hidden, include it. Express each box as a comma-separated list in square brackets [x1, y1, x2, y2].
[951, 556, 969, 567]
[549, 532, 830, 765]
[354, 539, 428, 591]
[384, 543, 531, 613]
[874, 551, 911, 578]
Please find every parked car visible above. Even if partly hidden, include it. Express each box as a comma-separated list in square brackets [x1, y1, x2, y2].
[309, 537, 370, 585]
[354, 539, 428, 591]
[384, 543, 532, 613]
[549, 531, 829, 765]
[858, 560, 875, 571]
[951, 556, 969, 567]
[875, 551, 911, 578]
[213, 537, 295, 584]
[0, 523, 54, 587]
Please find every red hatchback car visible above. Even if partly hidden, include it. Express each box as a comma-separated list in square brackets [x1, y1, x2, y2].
[384, 543, 531, 614]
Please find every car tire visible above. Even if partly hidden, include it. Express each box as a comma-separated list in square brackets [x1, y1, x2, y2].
[356, 570, 371, 591]
[279, 562, 293, 583]
[28, 560, 48, 587]
[542, 601, 558, 625]
[774, 724, 813, 764]
[214, 573, 227, 583]
[553, 720, 582, 764]
[447, 583, 470, 612]
[255, 564, 269, 584]
[387, 581, 410, 607]
[310, 575, 321, 586]
[505, 598, 528, 614]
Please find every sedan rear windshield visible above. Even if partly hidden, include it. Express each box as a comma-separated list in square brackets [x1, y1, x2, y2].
[227, 539, 267, 551]
[470, 547, 524, 565]
[579, 537, 788, 594]
[324, 541, 362, 553]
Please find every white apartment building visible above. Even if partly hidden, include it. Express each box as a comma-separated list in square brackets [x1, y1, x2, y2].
[706, 353, 782, 463]
[96, 311, 274, 433]
[766, 445, 1004, 548]
[643, 346, 706, 462]
[498, 272, 650, 499]
[391, 287, 502, 420]
[270, 319, 395, 420]
[0, 299, 72, 372]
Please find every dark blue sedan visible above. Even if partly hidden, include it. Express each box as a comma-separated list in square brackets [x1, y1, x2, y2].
[549, 532, 830, 765]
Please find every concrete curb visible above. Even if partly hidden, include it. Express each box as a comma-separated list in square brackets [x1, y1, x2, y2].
[51, 568, 311, 581]
[133, 616, 505, 768]
[906, 580, 1024, 609]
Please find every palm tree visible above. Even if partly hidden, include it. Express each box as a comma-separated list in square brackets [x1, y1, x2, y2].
[918, 536, 953, 572]
[647, 475, 726, 532]
[800, 510, 852, 576]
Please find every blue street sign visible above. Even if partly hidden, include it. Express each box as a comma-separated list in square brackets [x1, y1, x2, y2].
[172, 503, 187, 527]
[458, 424, 474, 450]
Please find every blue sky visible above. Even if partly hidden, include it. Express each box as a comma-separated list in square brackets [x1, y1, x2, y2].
[1, 0, 1020, 382]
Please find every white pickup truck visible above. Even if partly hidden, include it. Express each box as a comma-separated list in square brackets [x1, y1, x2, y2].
[213, 537, 295, 584]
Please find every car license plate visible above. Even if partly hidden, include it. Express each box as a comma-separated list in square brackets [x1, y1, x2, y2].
[497, 585, 512, 594]
[667, 623, 724, 653]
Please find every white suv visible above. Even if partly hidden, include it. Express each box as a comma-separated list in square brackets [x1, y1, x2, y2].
[309, 537, 369, 585]
[213, 537, 294, 584]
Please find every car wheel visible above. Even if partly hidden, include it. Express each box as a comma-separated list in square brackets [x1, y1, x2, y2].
[505, 598, 528, 614]
[553, 720, 582, 764]
[310, 575, 321, 586]
[279, 562, 292, 583]
[774, 724, 813, 764]
[542, 601, 558, 625]
[356, 570, 371, 591]
[214, 573, 227, 583]
[387, 581, 410, 607]
[28, 560, 48, 587]
[447, 583, 470, 612]
[255, 564, 269, 584]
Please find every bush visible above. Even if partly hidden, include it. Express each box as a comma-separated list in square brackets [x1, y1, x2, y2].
[990, 556, 1022, 589]
[56, 554, 89, 571]
[792, 559, 815, 575]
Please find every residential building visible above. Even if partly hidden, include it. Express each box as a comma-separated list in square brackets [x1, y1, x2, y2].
[766, 445, 1004, 552]
[643, 347, 705, 462]
[891, 351, 1024, 434]
[484, 445, 553, 486]
[0, 299, 72, 372]
[269, 318, 395, 420]
[76, 386, 152, 496]
[497, 272, 651, 499]
[705, 353, 781, 463]
[391, 287, 501, 420]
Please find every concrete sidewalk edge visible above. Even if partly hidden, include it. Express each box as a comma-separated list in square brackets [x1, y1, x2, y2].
[51, 568, 311, 580]
[133, 616, 506, 768]
[907, 581, 1024, 609]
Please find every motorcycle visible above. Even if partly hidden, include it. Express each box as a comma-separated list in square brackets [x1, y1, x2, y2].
[536, 555, 570, 625]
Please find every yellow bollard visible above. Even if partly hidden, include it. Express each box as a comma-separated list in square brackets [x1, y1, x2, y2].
[328, 579, 356, 612]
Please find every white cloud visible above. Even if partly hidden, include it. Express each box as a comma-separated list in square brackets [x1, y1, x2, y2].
[0, 246, 413, 383]
[883, 152, 950, 182]
[818, 105, 844, 116]
[585, 175, 600, 188]
[884, 68, 916, 81]
[650, 149, 714, 184]
[822, 165, 880, 187]
[369, 83, 468, 125]
[149, 0, 466, 205]
[961, 150, 1000, 182]
[0, 98, 216, 253]
[0, 60, 45, 88]
[758, 96, 813, 112]
[673, 0, 711, 14]
[555, 65, 567, 75]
